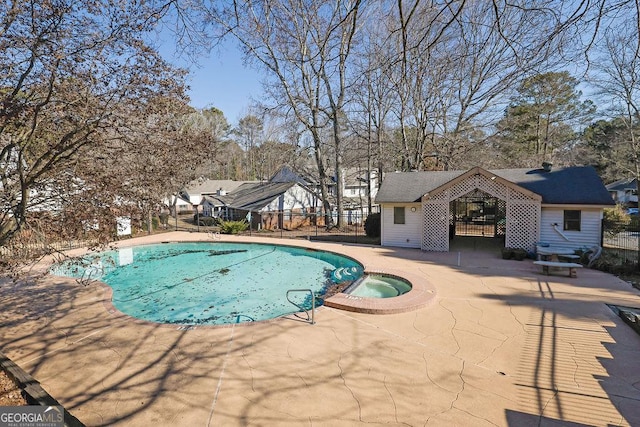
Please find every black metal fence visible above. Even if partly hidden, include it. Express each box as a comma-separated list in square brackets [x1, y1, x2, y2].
[0, 237, 97, 261]
[602, 219, 640, 268]
[171, 209, 381, 244]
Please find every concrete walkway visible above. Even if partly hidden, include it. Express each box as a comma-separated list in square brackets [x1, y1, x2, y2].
[1, 232, 640, 426]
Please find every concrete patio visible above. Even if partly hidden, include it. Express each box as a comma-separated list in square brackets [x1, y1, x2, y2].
[1, 231, 640, 426]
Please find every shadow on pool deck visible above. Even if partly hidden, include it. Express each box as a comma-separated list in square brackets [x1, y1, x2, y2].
[1, 232, 640, 426]
[449, 235, 505, 254]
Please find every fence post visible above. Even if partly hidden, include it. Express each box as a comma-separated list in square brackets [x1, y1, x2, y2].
[355, 213, 358, 243]
[636, 218, 640, 270]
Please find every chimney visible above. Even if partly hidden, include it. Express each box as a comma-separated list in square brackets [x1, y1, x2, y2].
[542, 162, 553, 172]
[217, 188, 227, 196]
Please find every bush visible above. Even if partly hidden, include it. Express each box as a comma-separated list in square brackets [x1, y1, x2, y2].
[142, 216, 159, 231]
[501, 247, 513, 259]
[193, 214, 218, 226]
[364, 213, 381, 237]
[200, 217, 218, 226]
[502, 247, 527, 260]
[219, 219, 248, 234]
[603, 205, 631, 236]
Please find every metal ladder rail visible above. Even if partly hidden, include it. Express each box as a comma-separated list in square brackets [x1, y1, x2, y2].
[77, 263, 103, 286]
[286, 289, 316, 324]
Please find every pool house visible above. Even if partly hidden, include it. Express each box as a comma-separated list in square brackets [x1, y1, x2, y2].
[375, 165, 615, 252]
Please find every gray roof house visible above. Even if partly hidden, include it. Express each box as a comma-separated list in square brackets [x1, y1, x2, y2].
[203, 182, 304, 212]
[271, 164, 379, 213]
[201, 181, 322, 228]
[375, 166, 614, 251]
[179, 179, 255, 205]
[606, 178, 638, 206]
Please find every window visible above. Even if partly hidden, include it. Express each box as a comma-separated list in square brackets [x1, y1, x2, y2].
[394, 206, 405, 224]
[563, 210, 581, 231]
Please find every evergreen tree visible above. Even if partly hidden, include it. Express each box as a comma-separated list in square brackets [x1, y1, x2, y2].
[495, 72, 595, 167]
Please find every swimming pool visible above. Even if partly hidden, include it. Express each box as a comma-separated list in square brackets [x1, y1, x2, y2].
[50, 242, 363, 325]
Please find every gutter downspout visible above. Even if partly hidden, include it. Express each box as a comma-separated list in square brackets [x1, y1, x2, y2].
[552, 223, 571, 241]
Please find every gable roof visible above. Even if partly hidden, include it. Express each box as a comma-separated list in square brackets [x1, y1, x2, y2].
[375, 166, 614, 206]
[424, 167, 542, 202]
[207, 182, 300, 211]
[270, 165, 318, 186]
[606, 178, 637, 191]
[186, 179, 256, 196]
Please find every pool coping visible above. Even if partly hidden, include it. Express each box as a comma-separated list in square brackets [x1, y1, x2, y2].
[324, 268, 437, 314]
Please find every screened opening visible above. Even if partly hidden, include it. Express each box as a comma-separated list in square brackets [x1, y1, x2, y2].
[449, 190, 506, 239]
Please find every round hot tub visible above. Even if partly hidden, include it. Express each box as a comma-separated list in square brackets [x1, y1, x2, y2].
[345, 274, 412, 298]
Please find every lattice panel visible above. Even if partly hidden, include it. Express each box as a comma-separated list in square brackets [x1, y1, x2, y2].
[507, 188, 534, 201]
[464, 189, 491, 199]
[428, 191, 449, 202]
[421, 172, 541, 252]
[448, 173, 508, 200]
[422, 201, 449, 251]
[506, 201, 540, 250]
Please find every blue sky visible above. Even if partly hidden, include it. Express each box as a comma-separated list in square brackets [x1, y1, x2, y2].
[156, 35, 263, 124]
[183, 45, 264, 123]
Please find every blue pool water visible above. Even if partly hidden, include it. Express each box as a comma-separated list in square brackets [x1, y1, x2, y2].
[50, 242, 363, 325]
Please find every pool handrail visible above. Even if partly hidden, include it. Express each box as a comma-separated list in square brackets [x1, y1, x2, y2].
[286, 289, 316, 324]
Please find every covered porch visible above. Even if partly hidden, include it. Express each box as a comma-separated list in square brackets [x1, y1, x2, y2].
[421, 167, 542, 252]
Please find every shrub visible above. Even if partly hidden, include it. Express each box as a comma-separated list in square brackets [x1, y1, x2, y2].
[501, 247, 514, 259]
[219, 219, 248, 234]
[142, 216, 159, 231]
[193, 214, 218, 226]
[200, 217, 218, 226]
[603, 204, 631, 236]
[512, 248, 527, 260]
[364, 213, 381, 237]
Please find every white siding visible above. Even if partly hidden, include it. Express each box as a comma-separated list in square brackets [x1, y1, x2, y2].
[262, 184, 320, 212]
[539, 208, 602, 248]
[381, 203, 422, 248]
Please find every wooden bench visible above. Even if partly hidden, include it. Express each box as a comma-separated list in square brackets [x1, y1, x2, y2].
[533, 260, 583, 278]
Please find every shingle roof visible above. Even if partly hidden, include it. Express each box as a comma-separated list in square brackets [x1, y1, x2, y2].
[606, 178, 637, 191]
[224, 182, 298, 211]
[186, 179, 256, 195]
[375, 166, 614, 205]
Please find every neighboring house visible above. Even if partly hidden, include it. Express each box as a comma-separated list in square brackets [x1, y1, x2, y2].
[270, 165, 318, 187]
[201, 181, 322, 229]
[171, 179, 256, 214]
[606, 178, 638, 206]
[375, 165, 614, 251]
[270, 164, 379, 215]
[341, 168, 378, 210]
[170, 195, 193, 214]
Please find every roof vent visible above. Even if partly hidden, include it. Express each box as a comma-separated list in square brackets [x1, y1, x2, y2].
[542, 162, 553, 172]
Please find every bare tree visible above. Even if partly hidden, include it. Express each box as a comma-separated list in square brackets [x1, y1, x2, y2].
[0, 1, 191, 251]
[235, 114, 264, 179]
[183, 107, 231, 178]
[589, 17, 640, 193]
[201, 0, 363, 228]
